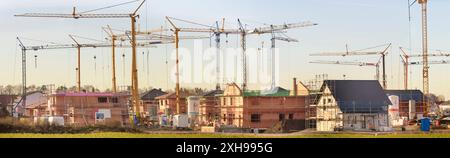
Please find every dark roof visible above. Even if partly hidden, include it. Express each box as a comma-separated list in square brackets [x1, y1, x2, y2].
[140, 89, 167, 100]
[321, 80, 391, 113]
[155, 92, 188, 99]
[384, 90, 423, 102]
[201, 89, 223, 97]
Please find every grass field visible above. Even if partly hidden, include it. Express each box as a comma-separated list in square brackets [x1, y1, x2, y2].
[2, 132, 450, 138]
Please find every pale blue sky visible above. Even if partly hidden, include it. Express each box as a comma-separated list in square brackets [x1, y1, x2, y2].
[0, 0, 449, 97]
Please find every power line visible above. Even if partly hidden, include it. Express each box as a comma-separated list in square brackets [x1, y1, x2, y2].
[80, 0, 140, 14]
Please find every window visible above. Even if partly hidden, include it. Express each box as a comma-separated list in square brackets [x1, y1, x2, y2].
[111, 97, 119, 103]
[98, 97, 107, 103]
[223, 114, 226, 122]
[251, 114, 261, 123]
[279, 113, 285, 121]
[288, 114, 294, 120]
[323, 98, 326, 104]
[230, 97, 233, 105]
[328, 98, 332, 104]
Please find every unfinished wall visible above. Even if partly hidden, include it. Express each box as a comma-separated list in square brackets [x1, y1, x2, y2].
[48, 93, 130, 126]
[316, 86, 343, 131]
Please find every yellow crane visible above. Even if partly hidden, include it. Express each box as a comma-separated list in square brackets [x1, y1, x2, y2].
[400, 47, 449, 91]
[103, 25, 119, 93]
[15, 0, 147, 125]
[164, 17, 239, 91]
[164, 17, 316, 114]
[109, 26, 205, 117]
[410, 0, 430, 115]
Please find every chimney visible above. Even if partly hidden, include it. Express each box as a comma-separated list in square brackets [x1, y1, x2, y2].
[293, 78, 298, 96]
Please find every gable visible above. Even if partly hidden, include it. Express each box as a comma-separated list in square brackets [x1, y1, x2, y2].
[223, 83, 242, 96]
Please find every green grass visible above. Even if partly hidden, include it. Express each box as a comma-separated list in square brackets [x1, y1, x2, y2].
[2, 132, 450, 138]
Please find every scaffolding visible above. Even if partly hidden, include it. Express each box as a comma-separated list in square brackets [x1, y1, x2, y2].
[305, 74, 328, 129]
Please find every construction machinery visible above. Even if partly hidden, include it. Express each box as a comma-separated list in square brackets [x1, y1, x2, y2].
[15, 0, 147, 125]
[163, 16, 316, 114]
[409, 0, 430, 115]
[310, 43, 391, 89]
[103, 25, 119, 93]
[400, 47, 411, 90]
[309, 60, 381, 81]
[409, 60, 450, 65]
[250, 22, 317, 89]
[401, 47, 450, 90]
[103, 25, 180, 93]
[164, 17, 241, 91]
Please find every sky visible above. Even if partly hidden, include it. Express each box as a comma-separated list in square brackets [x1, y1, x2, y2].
[0, 0, 449, 98]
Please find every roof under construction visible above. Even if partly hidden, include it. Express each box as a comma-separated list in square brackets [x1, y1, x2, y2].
[243, 87, 291, 97]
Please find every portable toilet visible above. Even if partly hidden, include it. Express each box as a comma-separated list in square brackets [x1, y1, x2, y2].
[421, 118, 430, 132]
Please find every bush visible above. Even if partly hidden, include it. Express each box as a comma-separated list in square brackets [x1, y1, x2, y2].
[0, 117, 141, 134]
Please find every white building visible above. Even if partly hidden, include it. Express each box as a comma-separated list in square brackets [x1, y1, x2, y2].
[316, 80, 391, 132]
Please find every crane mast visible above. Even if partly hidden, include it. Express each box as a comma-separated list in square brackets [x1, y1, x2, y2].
[418, 0, 430, 115]
[400, 47, 410, 90]
[238, 19, 247, 92]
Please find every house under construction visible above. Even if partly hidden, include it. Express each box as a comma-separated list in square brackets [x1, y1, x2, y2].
[315, 80, 391, 131]
[218, 83, 307, 129]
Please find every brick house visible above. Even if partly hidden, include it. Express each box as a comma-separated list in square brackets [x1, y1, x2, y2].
[47, 92, 130, 126]
[218, 83, 307, 129]
[140, 89, 167, 121]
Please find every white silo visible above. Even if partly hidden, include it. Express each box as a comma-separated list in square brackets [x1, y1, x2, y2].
[388, 95, 401, 126]
[409, 100, 416, 120]
[187, 96, 200, 125]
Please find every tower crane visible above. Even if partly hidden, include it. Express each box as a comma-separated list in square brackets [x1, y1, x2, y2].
[15, 35, 161, 121]
[103, 25, 119, 93]
[103, 25, 178, 93]
[164, 17, 242, 91]
[250, 22, 317, 89]
[401, 47, 450, 90]
[310, 43, 391, 89]
[15, 0, 147, 125]
[237, 19, 248, 92]
[409, 60, 450, 65]
[239, 19, 318, 91]
[309, 60, 381, 81]
[400, 47, 411, 90]
[410, 0, 430, 115]
[133, 17, 212, 115]
[163, 16, 316, 113]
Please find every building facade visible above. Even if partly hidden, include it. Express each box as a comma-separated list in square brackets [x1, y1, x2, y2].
[47, 92, 130, 126]
[155, 92, 187, 115]
[385, 90, 425, 119]
[140, 89, 167, 122]
[316, 80, 391, 131]
[199, 90, 223, 125]
[218, 83, 307, 129]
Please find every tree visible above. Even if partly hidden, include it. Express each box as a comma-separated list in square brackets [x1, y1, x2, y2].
[39, 85, 48, 92]
[5, 85, 13, 95]
[57, 86, 68, 92]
